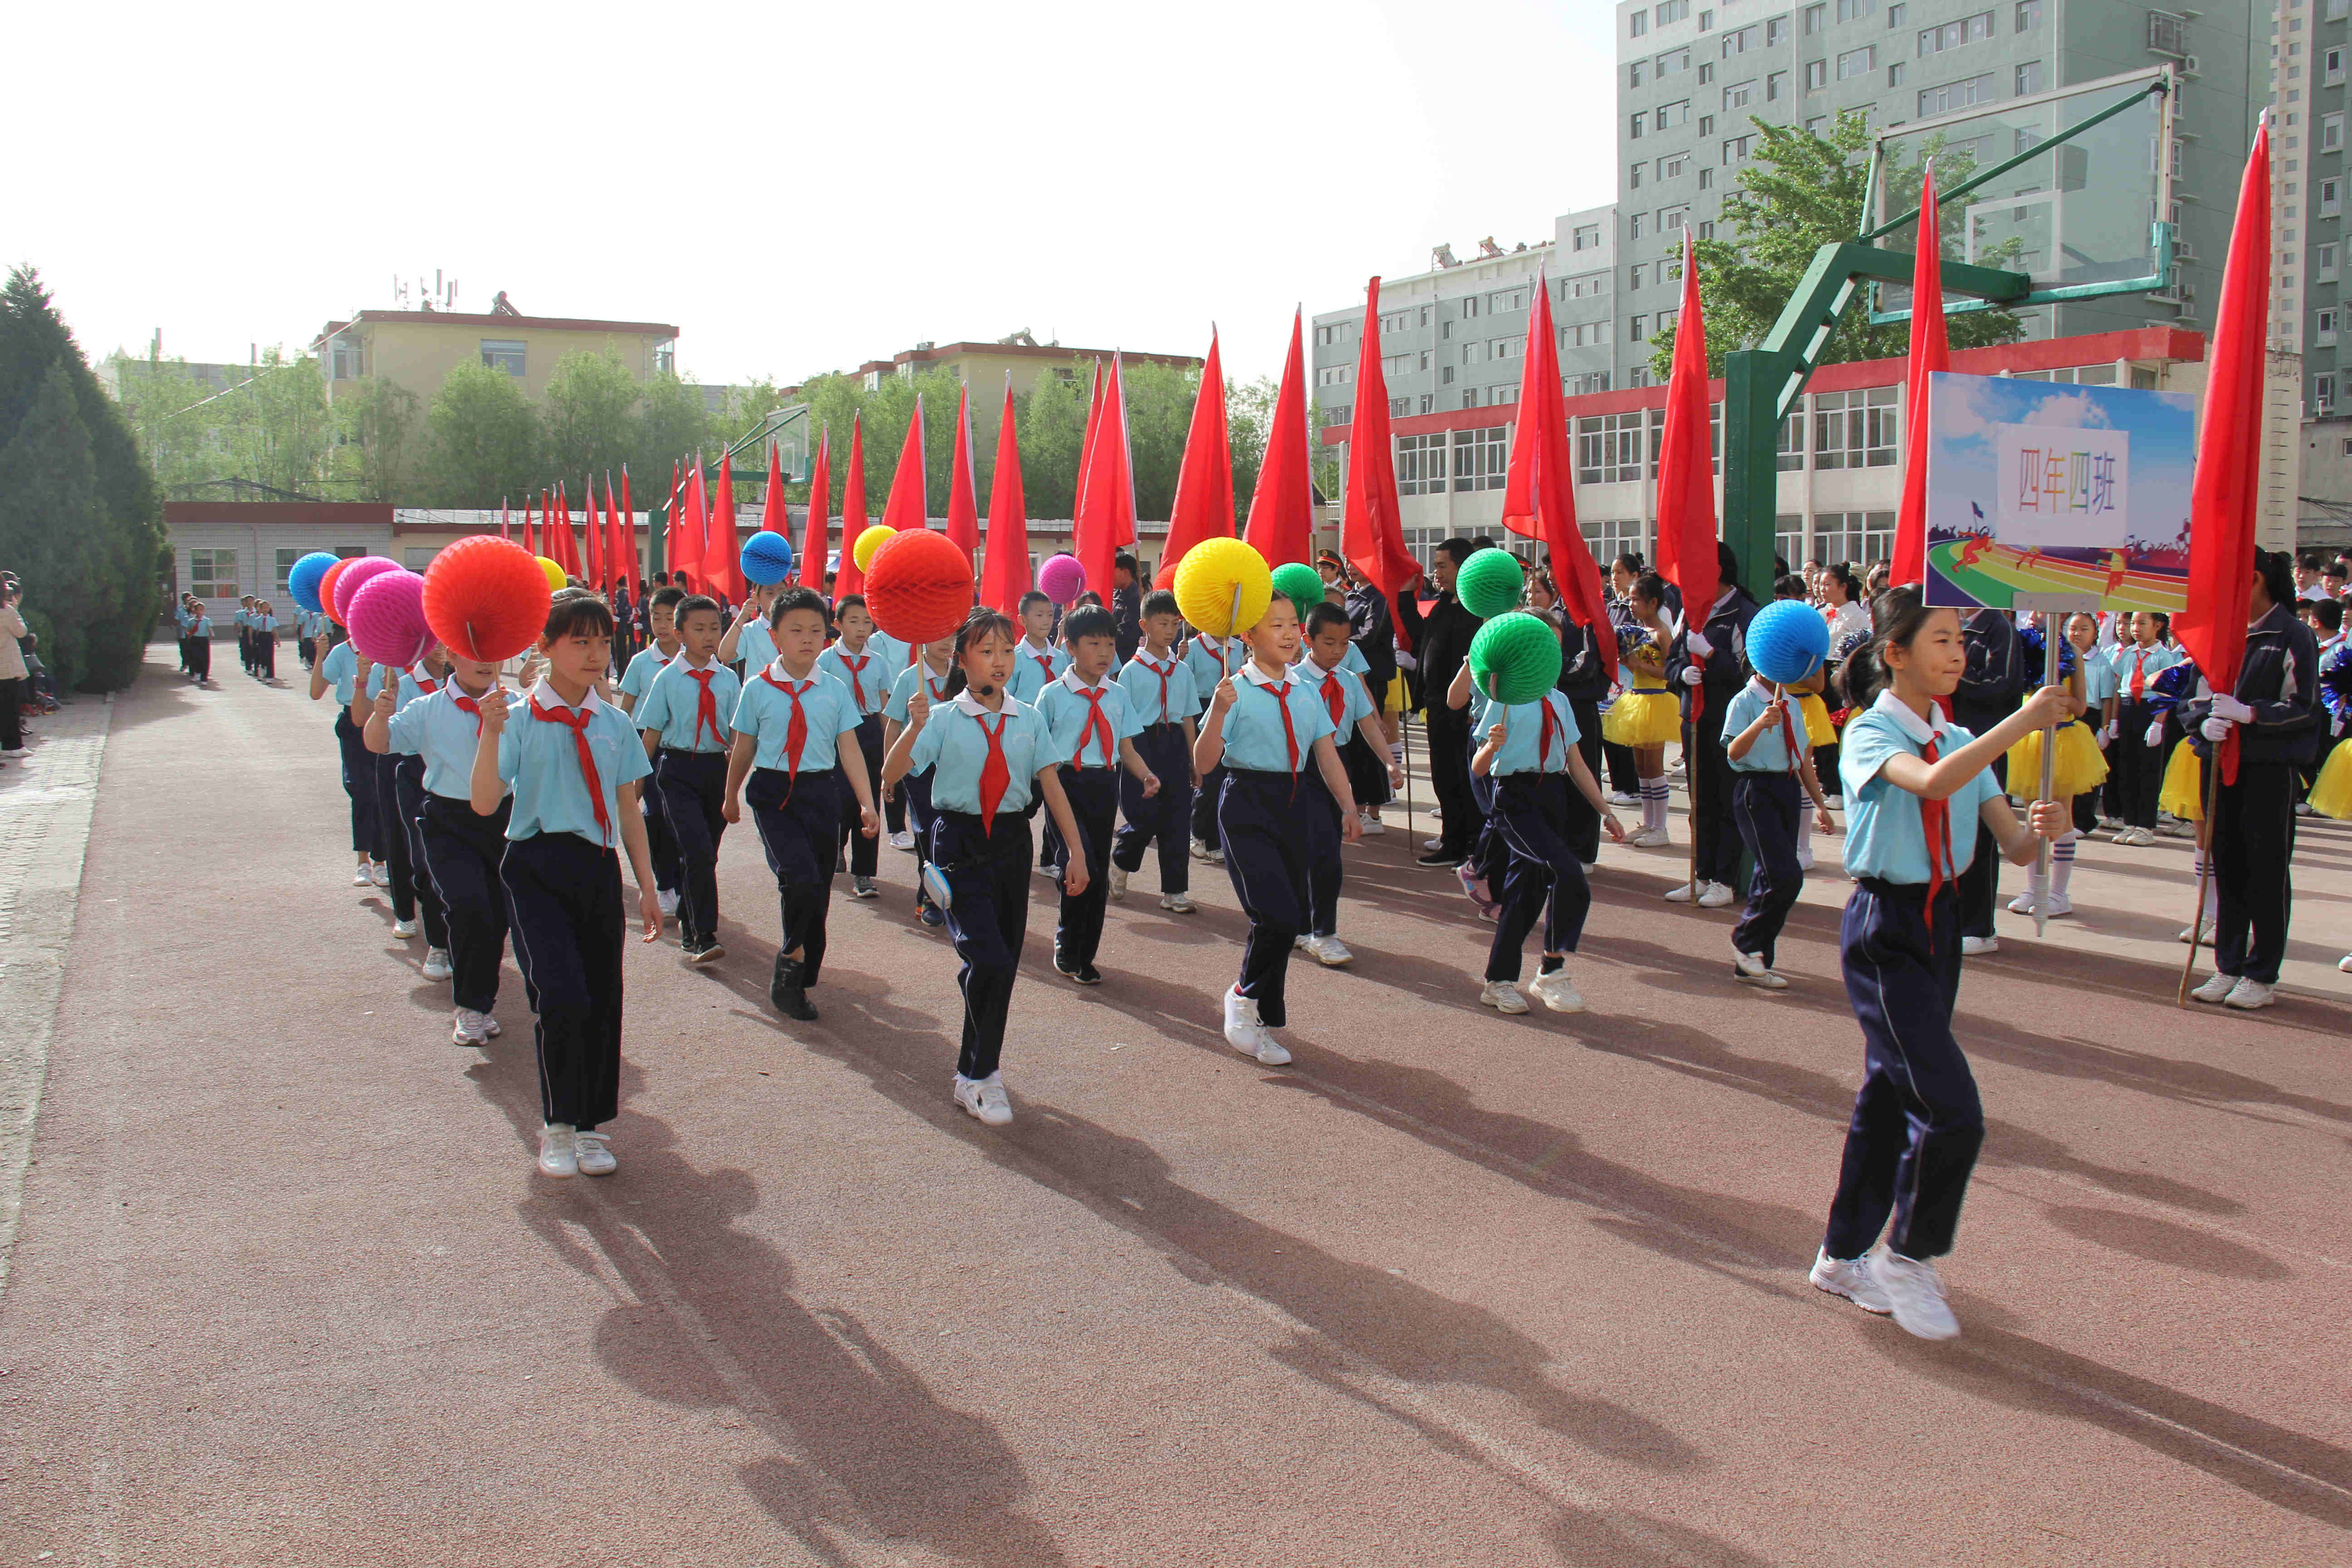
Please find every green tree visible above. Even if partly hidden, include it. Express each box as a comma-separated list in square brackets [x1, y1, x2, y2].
[1226, 374, 1275, 527]
[212, 350, 333, 496]
[1015, 368, 1089, 522]
[328, 375, 421, 502]
[418, 360, 540, 507]
[1649, 108, 2024, 380]
[542, 350, 642, 485]
[632, 371, 713, 511]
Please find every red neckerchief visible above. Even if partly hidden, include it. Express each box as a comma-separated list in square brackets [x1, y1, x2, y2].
[1140, 653, 1175, 721]
[1920, 732, 1950, 934]
[838, 649, 871, 711]
[684, 665, 724, 748]
[759, 669, 813, 797]
[530, 697, 610, 844]
[1071, 680, 1114, 766]
[975, 709, 1011, 829]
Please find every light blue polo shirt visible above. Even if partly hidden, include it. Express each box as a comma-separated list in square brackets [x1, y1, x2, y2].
[319, 642, 392, 706]
[1220, 661, 1337, 774]
[2110, 642, 2180, 701]
[1292, 655, 1373, 736]
[885, 662, 956, 724]
[1006, 639, 1070, 705]
[733, 616, 778, 673]
[255, 614, 276, 633]
[1472, 689, 1580, 776]
[1033, 668, 1140, 769]
[864, 630, 915, 687]
[495, 685, 652, 847]
[1120, 649, 1198, 727]
[906, 693, 1065, 817]
[617, 644, 676, 704]
[2078, 647, 2119, 706]
[634, 656, 742, 753]
[1721, 679, 1803, 774]
[818, 641, 891, 717]
[731, 665, 862, 774]
[1839, 691, 2004, 883]
[189, 616, 211, 637]
[1184, 635, 1246, 711]
[389, 682, 507, 800]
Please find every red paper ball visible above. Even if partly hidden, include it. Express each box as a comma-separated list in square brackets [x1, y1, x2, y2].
[863, 527, 975, 646]
[317, 558, 357, 625]
[423, 536, 554, 663]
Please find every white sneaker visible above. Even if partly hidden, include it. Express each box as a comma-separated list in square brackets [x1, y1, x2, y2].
[1732, 947, 1789, 990]
[1697, 881, 1735, 909]
[2339, 954, 2352, 974]
[1875, 1250, 1960, 1340]
[1303, 934, 1353, 967]
[1528, 969, 1585, 1013]
[1191, 838, 1212, 861]
[1607, 791, 1641, 807]
[538, 1122, 577, 1178]
[2296, 801, 2315, 817]
[657, 889, 680, 917]
[421, 946, 452, 980]
[1357, 810, 1386, 836]
[1628, 826, 1671, 848]
[2041, 893, 2074, 918]
[1808, 1249, 1893, 1315]
[1421, 836, 1444, 853]
[391, 917, 420, 939]
[1479, 980, 1530, 1014]
[1293, 934, 1309, 950]
[352, 861, 373, 887]
[953, 1072, 1015, 1126]
[1159, 892, 1198, 913]
[1206, 845, 1225, 865]
[452, 1008, 491, 1046]
[1820, 795, 1843, 813]
[1222, 987, 1290, 1065]
[2006, 891, 2039, 916]
[2178, 915, 2216, 944]
[2187, 970, 2236, 1004]
[2223, 976, 2276, 1010]
[889, 830, 915, 853]
[1795, 847, 1815, 872]
[369, 862, 390, 887]
[1960, 935, 1999, 956]
[1108, 865, 1128, 901]
[1664, 880, 1699, 903]
[573, 1129, 617, 1176]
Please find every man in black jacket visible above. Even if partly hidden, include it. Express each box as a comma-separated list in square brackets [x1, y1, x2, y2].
[1949, 604, 2029, 952]
[1112, 554, 1144, 665]
[1665, 543, 1759, 902]
[1396, 539, 1484, 866]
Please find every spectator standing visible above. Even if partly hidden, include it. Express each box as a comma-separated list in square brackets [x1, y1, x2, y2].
[0, 578, 29, 753]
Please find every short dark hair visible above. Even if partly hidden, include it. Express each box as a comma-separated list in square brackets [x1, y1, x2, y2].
[649, 585, 687, 612]
[544, 589, 616, 643]
[1774, 573, 1806, 600]
[1113, 552, 1137, 577]
[1063, 605, 1117, 643]
[833, 593, 868, 615]
[1438, 538, 1477, 566]
[676, 593, 722, 626]
[1142, 589, 1180, 620]
[1305, 602, 1352, 639]
[771, 586, 826, 624]
[2299, 549, 2326, 571]
[1019, 590, 1051, 614]
[2329, 561, 2350, 580]
[1717, 541, 1743, 585]
[2311, 597, 2343, 632]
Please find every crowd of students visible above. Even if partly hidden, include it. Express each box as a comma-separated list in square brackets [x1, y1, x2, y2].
[286, 537, 2331, 1343]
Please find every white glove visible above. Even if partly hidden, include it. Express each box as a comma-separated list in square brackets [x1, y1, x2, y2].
[2210, 692, 2254, 724]
[2200, 714, 2233, 742]
[2094, 726, 2111, 750]
[2334, 710, 2347, 737]
[2101, 721, 2118, 743]
[2144, 721, 2166, 749]
[1394, 650, 1419, 673]
[1681, 666, 1704, 687]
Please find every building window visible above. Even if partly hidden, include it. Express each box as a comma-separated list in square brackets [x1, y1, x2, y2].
[1568, 371, 1612, 396]
[1315, 325, 1334, 346]
[1777, 408, 1805, 470]
[1461, 343, 1480, 365]
[2015, 59, 2043, 94]
[1811, 511, 1896, 565]
[2325, 177, 2342, 216]
[1631, 263, 1647, 291]
[2318, 373, 2337, 411]
[2320, 242, 2339, 281]
[1631, 162, 1646, 190]
[1389, 397, 1412, 418]
[1804, 2, 1824, 31]
[1397, 432, 1448, 496]
[1724, 78, 1756, 108]
[2327, 46, 2345, 86]
[1699, 113, 1715, 135]
[188, 548, 238, 601]
[2326, 113, 2345, 152]
[1811, 388, 1897, 468]
[1660, 205, 1690, 232]
[1317, 365, 1351, 386]
[1804, 59, 1827, 89]
[1576, 413, 1650, 484]
[1766, 14, 1788, 43]
[1917, 73, 1996, 117]
[1441, 366, 1454, 384]
[1630, 314, 1649, 342]
[1889, 61, 1906, 86]
[1724, 133, 1756, 161]
[1452, 426, 1509, 490]
[2146, 11, 2185, 55]
[1722, 22, 1759, 54]
[1767, 69, 1789, 99]
[1918, 10, 1994, 53]
[273, 548, 304, 594]
[1836, 0, 1873, 17]
[1805, 114, 1827, 133]
[1659, 45, 1693, 75]
[1699, 9, 1713, 30]
[1700, 166, 1715, 189]
[2015, 0, 2040, 26]
[1573, 224, 1601, 250]
[1887, 1, 1906, 24]
[2318, 308, 2339, 347]
[1631, 213, 1647, 240]
[1657, 0, 1689, 21]
[1699, 220, 1715, 239]
[1631, 111, 1648, 139]
[1836, 44, 1874, 78]
[1462, 295, 1481, 318]
[1658, 98, 1691, 127]
[480, 339, 526, 377]
[1630, 59, 1647, 88]
[1492, 287, 1527, 312]
[1631, 6, 1649, 34]
[1491, 336, 1523, 358]
[1660, 151, 1689, 178]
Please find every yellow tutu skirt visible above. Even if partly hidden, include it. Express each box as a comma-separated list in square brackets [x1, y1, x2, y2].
[1383, 671, 1408, 715]
[2007, 720, 2109, 800]
[2308, 743, 2352, 819]
[2159, 740, 2204, 822]
[1799, 691, 1835, 748]
[1604, 689, 1683, 748]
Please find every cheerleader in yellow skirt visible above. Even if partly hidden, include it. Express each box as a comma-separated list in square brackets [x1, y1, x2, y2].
[1602, 573, 1681, 847]
[2308, 737, 2352, 818]
[2006, 615, 2111, 918]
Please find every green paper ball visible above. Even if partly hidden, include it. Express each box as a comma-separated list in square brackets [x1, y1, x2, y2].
[1469, 612, 1563, 705]
[1456, 547, 1526, 619]
[1270, 561, 1327, 619]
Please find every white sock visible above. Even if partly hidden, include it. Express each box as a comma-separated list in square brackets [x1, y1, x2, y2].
[2191, 851, 2218, 921]
[1642, 781, 1667, 832]
[2050, 832, 2077, 899]
[1794, 811, 1814, 855]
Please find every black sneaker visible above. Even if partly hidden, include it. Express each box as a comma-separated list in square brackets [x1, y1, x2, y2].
[770, 955, 818, 1020]
[918, 903, 946, 928]
[850, 876, 879, 899]
[1416, 848, 1467, 867]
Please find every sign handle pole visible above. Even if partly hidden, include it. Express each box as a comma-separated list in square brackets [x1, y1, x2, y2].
[2177, 753, 2215, 1006]
[2034, 613, 2059, 940]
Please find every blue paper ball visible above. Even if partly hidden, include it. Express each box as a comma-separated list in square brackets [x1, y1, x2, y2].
[740, 531, 796, 586]
[287, 551, 340, 613]
[1747, 599, 1832, 685]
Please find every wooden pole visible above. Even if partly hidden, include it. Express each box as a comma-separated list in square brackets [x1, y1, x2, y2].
[2033, 612, 2060, 940]
[1685, 717, 1703, 902]
[2176, 750, 2216, 1005]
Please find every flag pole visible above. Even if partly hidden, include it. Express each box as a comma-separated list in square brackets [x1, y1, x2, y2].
[2178, 753, 2215, 1005]
[2034, 612, 2058, 940]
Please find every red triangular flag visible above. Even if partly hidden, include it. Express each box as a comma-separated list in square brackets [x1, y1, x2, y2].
[1502, 274, 1616, 681]
[1156, 329, 1233, 588]
[946, 385, 980, 559]
[837, 417, 870, 597]
[705, 450, 743, 603]
[1655, 234, 1722, 622]
[799, 429, 831, 589]
[1891, 163, 1950, 588]
[500, 499, 511, 543]
[686, 455, 709, 591]
[881, 395, 927, 537]
[1073, 358, 1136, 593]
[524, 493, 538, 560]
[584, 475, 605, 589]
[1244, 309, 1314, 569]
[981, 376, 1031, 617]
[762, 438, 788, 536]
[608, 473, 629, 593]
[664, 462, 686, 586]
[2178, 117, 2272, 787]
[1340, 278, 1417, 600]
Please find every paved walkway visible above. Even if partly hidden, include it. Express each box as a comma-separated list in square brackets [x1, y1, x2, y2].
[0, 650, 2347, 1566]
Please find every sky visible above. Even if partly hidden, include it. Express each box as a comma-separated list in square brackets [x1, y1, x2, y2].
[4, 0, 1621, 394]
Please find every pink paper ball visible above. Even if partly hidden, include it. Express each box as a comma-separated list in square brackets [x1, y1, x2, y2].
[348, 570, 432, 667]
[1037, 553, 1086, 606]
[332, 556, 402, 622]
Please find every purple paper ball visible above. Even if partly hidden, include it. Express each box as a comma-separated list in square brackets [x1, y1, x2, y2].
[348, 570, 432, 667]
[332, 556, 403, 622]
[1038, 552, 1086, 606]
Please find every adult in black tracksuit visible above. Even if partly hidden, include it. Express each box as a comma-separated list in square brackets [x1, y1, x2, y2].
[1345, 569, 1399, 730]
[1555, 613, 1612, 866]
[1396, 541, 1484, 866]
[1949, 606, 2029, 946]
[1665, 545, 1759, 895]
[2181, 562, 2321, 1003]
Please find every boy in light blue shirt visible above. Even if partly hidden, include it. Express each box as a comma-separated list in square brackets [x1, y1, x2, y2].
[1722, 675, 1837, 986]
[1033, 605, 1156, 984]
[1007, 592, 1069, 704]
[1112, 590, 1201, 912]
[720, 583, 780, 677]
[633, 593, 740, 963]
[616, 584, 686, 715]
[1183, 625, 1248, 860]
[818, 594, 892, 897]
[1291, 603, 1405, 964]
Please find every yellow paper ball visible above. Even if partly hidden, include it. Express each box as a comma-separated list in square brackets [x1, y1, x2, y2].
[1173, 537, 1274, 639]
[536, 557, 567, 592]
[852, 524, 894, 573]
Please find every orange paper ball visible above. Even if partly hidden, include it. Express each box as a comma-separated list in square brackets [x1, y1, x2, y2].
[863, 528, 975, 646]
[424, 536, 555, 663]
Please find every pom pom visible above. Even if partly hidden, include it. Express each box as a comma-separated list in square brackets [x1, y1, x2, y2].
[853, 524, 894, 574]
[1037, 553, 1087, 606]
[535, 556, 568, 593]
[864, 528, 975, 646]
[316, 558, 358, 624]
[331, 557, 402, 624]
[1747, 599, 1833, 686]
[1469, 612, 1563, 705]
[287, 551, 339, 614]
[348, 571, 433, 667]
[1269, 562, 1327, 621]
[740, 531, 795, 587]
[1173, 538, 1273, 639]
[1455, 548, 1526, 620]
[424, 536, 554, 664]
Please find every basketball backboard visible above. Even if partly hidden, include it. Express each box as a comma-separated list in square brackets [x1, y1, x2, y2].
[1867, 66, 2176, 323]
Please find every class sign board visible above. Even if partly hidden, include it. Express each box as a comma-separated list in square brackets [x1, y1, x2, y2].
[1923, 372, 2191, 615]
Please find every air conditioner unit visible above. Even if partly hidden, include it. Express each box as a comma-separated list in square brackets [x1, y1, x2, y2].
[2181, 53, 2201, 75]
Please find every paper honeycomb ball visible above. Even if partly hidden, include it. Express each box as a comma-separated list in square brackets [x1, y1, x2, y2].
[1747, 598, 1833, 686]
[740, 530, 796, 587]
[316, 558, 358, 624]
[1037, 552, 1086, 606]
[852, 523, 894, 574]
[331, 556, 402, 624]
[1270, 561, 1327, 622]
[424, 536, 554, 663]
[1470, 612, 1563, 705]
[535, 556, 568, 592]
[348, 570, 432, 667]
[1173, 537, 1273, 639]
[288, 551, 339, 614]
[1456, 548, 1526, 620]
[863, 527, 976, 646]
